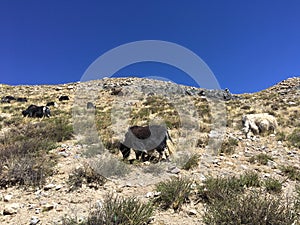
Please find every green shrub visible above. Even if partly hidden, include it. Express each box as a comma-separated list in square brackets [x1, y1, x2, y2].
[154, 177, 193, 210]
[67, 164, 106, 191]
[198, 172, 261, 204]
[198, 176, 244, 203]
[287, 128, 300, 148]
[203, 191, 299, 225]
[0, 117, 74, 188]
[239, 171, 261, 188]
[276, 131, 286, 141]
[2, 154, 55, 188]
[264, 178, 282, 193]
[87, 194, 154, 225]
[280, 165, 300, 181]
[54, 117, 74, 141]
[182, 153, 200, 170]
[0, 125, 61, 188]
[249, 153, 273, 165]
[0, 118, 73, 146]
[219, 137, 239, 155]
[67, 167, 86, 191]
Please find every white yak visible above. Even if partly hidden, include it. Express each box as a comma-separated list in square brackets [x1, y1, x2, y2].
[242, 113, 278, 138]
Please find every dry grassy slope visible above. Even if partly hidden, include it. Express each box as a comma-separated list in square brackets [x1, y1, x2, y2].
[0, 77, 299, 225]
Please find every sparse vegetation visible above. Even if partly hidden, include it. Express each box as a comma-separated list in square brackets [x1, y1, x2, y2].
[239, 171, 261, 187]
[280, 165, 300, 181]
[87, 194, 154, 225]
[197, 176, 244, 203]
[219, 137, 239, 155]
[67, 164, 107, 191]
[90, 157, 131, 178]
[197, 171, 261, 203]
[154, 177, 193, 210]
[287, 128, 300, 148]
[0, 119, 73, 188]
[61, 194, 154, 225]
[264, 177, 282, 193]
[82, 144, 105, 157]
[249, 153, 273, 165]
[67, 167, 87, 191]
[276, 131, 286, 141]
[1, 77, 300, 224]
[203, 191, 299, 225]
[182, 153, 200, 170]
[173, 152, 198, 169]
[198, 173, 298, 225]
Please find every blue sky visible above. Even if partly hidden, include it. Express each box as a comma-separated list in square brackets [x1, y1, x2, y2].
[1, 1, 300, 93]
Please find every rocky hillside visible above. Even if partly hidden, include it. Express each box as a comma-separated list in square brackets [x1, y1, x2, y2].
[0, 77, 299, 225]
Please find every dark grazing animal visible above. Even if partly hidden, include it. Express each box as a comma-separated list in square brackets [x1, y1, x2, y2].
[46, 101, 56, 107]
[87, 102, 96, 109]
[58, 95, 69, 101]
[22, 105, 51, 118]
[110, 88, 123, 96]
[16, 97, 28, 102]
[1, 96, 16, 103]
[119, 125, 173, 162]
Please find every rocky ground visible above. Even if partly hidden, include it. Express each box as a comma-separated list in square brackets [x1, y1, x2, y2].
[0, 77, 299, 224]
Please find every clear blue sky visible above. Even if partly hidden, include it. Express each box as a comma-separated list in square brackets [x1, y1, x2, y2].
[1, 0, 300, 93]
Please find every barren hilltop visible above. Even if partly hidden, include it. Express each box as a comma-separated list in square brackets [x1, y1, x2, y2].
[0, 77, 299, 225]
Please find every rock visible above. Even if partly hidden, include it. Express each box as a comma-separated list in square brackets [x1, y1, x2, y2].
[4, 194, 13, 202]
[154, 192, 161, 197]
[171, 167, 181, 174]
[116, 187, 123, 193]
[197, 174, 206, 182]
[3, 203, 19, 215]
[168, 166, 181, 174]
[35, 208, 41, 214]
[240, 164, 248, 170]
[212, 159, 220, 164]
[28, 204, 36, 210]
[55, 205, 64, 212]
[30, 216, 40, 225]
[146, 192, 154, 198]
[77, 216, 85, 224]
[145, 191, 161, 198]
[58, 152, 70, 157]
[96, 200, 103, 208]
[42, 203, 54, 212]
[188, 209, 198, 216]
[34, 190, 42, 196]
[267, 160, 277, 168]
[55, 185, 63, 191]
[44, 184, 56, 191]
[225, 161, 234, 166]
